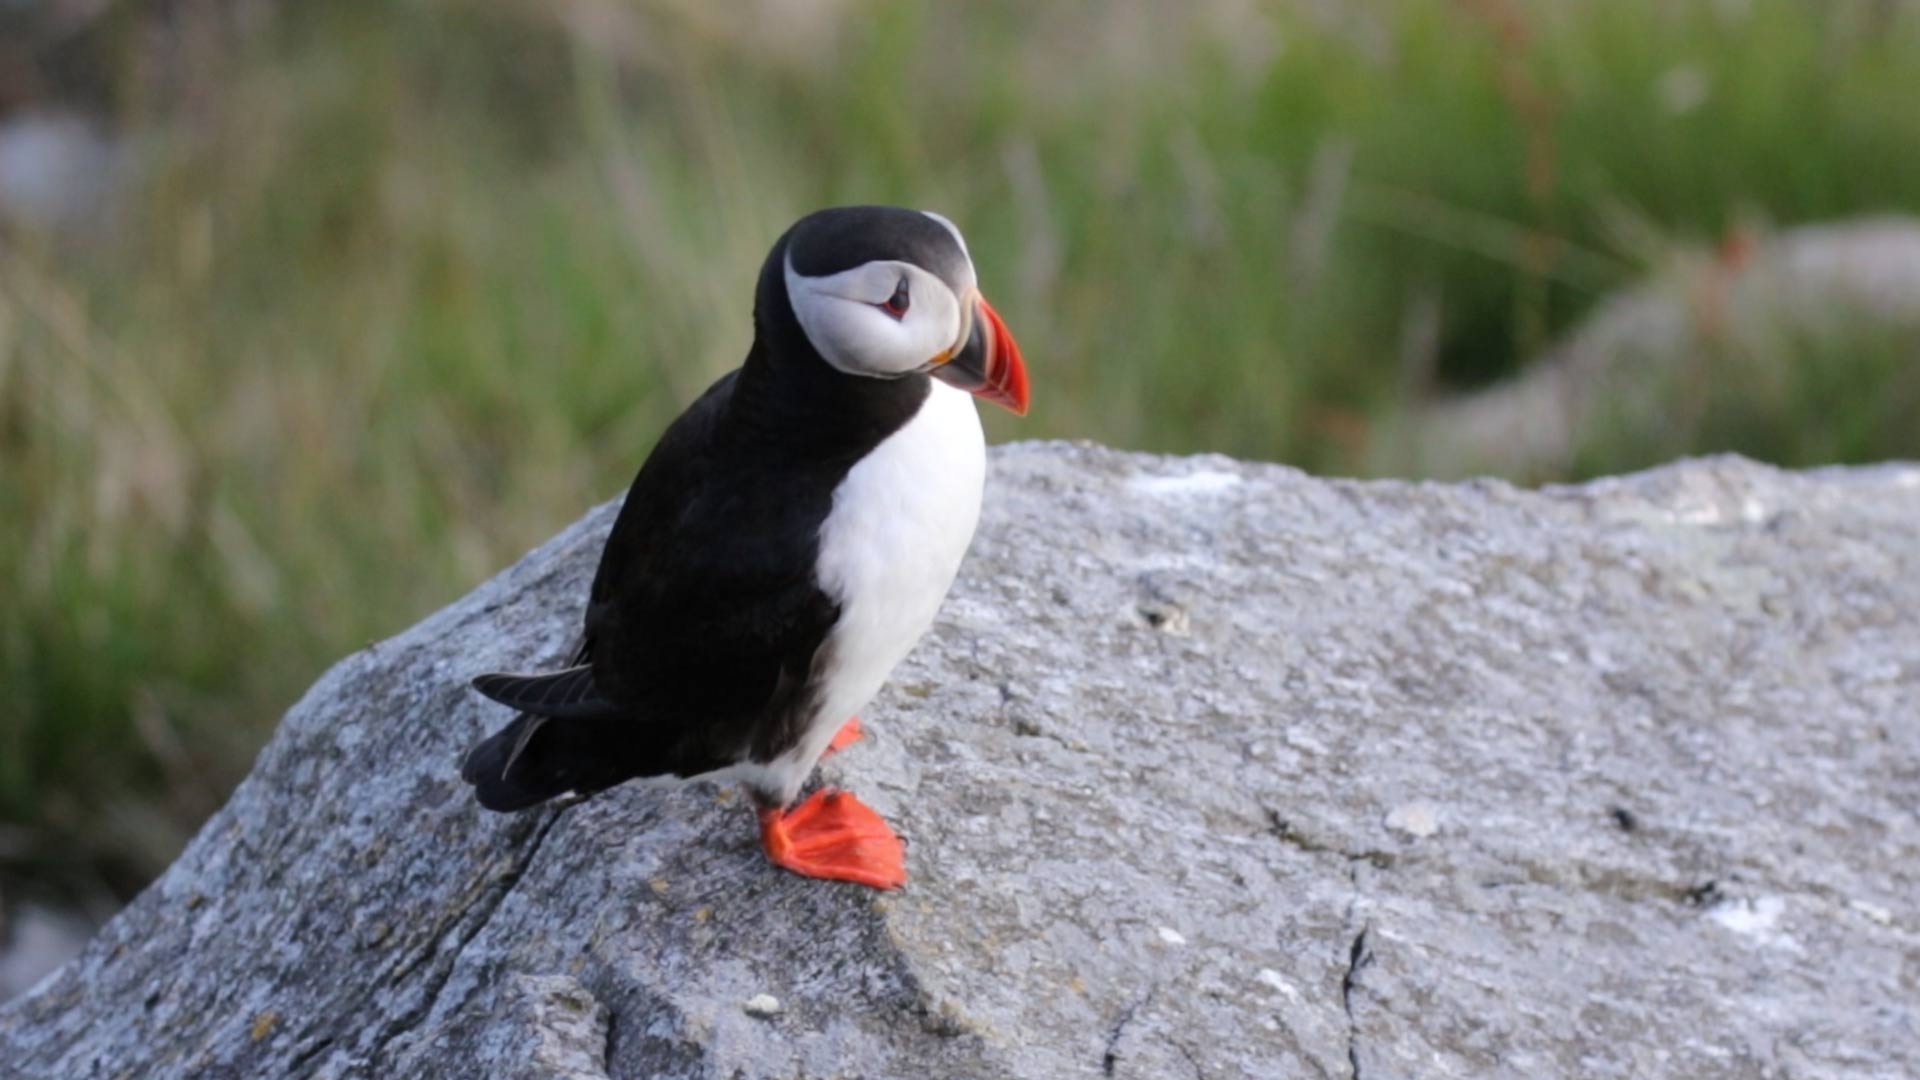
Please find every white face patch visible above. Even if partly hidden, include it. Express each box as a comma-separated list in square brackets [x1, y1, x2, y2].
[785, 253, 973, 378]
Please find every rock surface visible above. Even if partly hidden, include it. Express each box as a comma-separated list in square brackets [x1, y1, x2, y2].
[3, 443, 1918, 1079]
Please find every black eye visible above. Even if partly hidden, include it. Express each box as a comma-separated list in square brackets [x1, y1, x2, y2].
[880, 277, 910, 318]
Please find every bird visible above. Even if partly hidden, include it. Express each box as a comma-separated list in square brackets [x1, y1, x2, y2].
[460, 205, 1028, 890]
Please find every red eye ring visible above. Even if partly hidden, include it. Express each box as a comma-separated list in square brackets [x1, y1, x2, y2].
[878, 277, 911, 319]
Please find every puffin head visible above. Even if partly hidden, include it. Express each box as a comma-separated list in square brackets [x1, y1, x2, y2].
[773, 205, 1029, 415]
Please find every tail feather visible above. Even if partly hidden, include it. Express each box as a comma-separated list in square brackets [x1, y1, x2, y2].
[461, 711, 631, 813]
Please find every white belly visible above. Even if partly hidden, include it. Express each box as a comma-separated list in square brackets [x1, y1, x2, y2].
[750, 381, 985, 804]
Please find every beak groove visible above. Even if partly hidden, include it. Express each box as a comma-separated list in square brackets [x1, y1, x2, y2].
[933, 295, 1030, 415]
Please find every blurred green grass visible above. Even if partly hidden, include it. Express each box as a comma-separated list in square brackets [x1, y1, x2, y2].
[3, 0, 1918, 893]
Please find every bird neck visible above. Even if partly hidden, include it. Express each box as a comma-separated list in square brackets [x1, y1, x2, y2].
[729, 338, 931, 464]
[728, 239, 931, 463]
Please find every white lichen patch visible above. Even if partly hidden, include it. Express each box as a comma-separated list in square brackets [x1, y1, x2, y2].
[1708, 896, 1797, 950]
[1384, 801, 1440, 839]
[1847, 899, 1893, 926]
[1129, 469, 1242, 498]
[1670, 500, 1725, 526]
[1255, 969, 1299, 1001]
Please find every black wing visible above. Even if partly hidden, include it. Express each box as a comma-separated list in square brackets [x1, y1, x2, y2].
[576, 368, 845, 774]
[467, 368, 834, 794]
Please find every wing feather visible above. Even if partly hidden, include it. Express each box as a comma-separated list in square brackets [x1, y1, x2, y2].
[470, 665, 612, 719]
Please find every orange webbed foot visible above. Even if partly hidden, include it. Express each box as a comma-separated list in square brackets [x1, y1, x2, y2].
[824, 716, 864, 757]
[758, 788, 906, 890]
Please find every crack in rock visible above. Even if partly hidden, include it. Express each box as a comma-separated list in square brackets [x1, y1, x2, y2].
[1341, 925, 1373, 1080]
[1101, 986, 1156, 1076]
[1341, 856, 1376, 1080]
[358, 802, 571, 1071]
[1264, 809, 1395, 868]
[1175, 1038, 1208, 1079]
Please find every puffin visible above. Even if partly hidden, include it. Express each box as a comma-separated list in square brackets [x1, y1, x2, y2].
[460, 205, 1028, 890]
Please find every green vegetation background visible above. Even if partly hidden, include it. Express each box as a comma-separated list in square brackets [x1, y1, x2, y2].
[3, 1, 1917, 896]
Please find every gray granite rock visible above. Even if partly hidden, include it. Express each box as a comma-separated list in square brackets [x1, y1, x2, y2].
[3, 443, 1917, 1079]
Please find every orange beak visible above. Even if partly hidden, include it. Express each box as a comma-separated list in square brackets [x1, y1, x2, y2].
[932, 295, 1030, 415]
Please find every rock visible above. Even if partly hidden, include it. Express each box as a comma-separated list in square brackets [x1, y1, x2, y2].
[1390, 217, 1920, 479]
[0, 109, 124, 233]
[481, 975, 612, 1080]
[3, 443, 1919, 1078]
[0, 900, 94, 1004]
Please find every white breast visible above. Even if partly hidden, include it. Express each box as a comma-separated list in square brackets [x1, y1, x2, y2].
[750, 381, 985, 804]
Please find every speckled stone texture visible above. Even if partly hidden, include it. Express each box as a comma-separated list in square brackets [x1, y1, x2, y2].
[3, 443, 1917, 1079]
